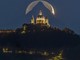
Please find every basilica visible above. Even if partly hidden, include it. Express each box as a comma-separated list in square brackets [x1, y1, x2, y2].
[21, 10, 51, 34]
[30, 10, 50, 27]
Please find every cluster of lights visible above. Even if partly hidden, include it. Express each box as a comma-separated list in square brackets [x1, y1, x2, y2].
[0, 30, 15, 33]
[3, 48, 12, 53]
[2, 48, 63, 60]
[2, 48, 56, 56]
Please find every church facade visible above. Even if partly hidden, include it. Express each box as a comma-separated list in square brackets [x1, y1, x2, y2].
[31, 10, 50, 27]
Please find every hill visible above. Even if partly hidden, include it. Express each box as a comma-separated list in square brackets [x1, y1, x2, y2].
[0, 24, 80, 49]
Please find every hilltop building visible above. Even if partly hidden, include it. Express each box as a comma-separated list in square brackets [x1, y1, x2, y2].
[21, 10, 51, 34]
[30, 10, 50, 27]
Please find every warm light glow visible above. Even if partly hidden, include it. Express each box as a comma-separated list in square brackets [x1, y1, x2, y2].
[2, 47, 64, 60]
[29, 51, 33, 54]
[41, 51, 49, 56]
[3, 48, 12, 53]
[0, 30, 15, 33]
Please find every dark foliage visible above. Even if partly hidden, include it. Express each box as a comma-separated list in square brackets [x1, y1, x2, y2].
[0, 24, 80, 49]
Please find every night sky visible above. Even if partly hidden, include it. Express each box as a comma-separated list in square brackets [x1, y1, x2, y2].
[0, 0, 80, 34]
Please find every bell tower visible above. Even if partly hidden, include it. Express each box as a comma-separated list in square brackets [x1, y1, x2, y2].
[31, 16, 35, 24]
[39, 10, 42, 15]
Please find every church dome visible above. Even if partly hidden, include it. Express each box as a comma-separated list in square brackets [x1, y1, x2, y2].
[37, 10, 44, 18]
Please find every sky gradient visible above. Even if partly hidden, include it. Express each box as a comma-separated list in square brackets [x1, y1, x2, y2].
[0, 0, 80, 34]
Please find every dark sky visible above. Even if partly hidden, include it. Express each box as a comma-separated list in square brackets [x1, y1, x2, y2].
[0, 0, 80, 34]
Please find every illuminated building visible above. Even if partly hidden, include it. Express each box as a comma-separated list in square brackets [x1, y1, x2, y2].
[30, 10, 50, 27]
[21, 10, 51, 33]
